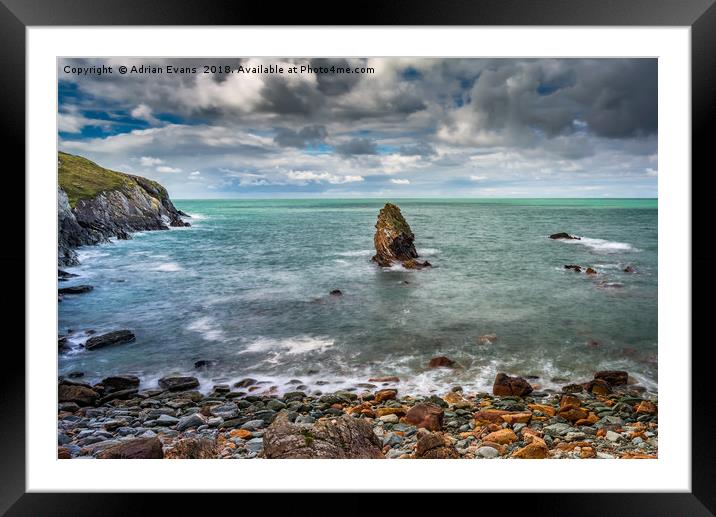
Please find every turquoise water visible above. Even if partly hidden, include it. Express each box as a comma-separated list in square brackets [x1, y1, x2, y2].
[58, 198, 658, 395]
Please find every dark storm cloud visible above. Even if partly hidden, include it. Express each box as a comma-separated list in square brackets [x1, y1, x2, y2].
[398, 142, 435, 156]
[336, 138, 378, 156]
[577, 59, 658, 138]
[274, 125, 328, 148]
[310, 58, 364, 96]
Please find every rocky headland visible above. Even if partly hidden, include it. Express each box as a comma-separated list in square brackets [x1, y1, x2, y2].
[57, 370, 657, 460]
[58, 151, 189, 267]
[372, 203, 431, 269]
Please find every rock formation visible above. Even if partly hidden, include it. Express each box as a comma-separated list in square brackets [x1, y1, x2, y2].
[58, 151, 189, 266]
[261, 411, 383, 459]
[371, 203, 431, 269]
[549, 232, 581, 240]
[492, 372, 534, 397]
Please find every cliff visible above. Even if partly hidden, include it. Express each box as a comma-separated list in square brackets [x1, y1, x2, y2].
[371, 203, 431, 269]
[58, 151, 189, 266]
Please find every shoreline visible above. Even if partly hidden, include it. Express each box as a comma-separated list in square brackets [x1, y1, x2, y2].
[58, 373, 658, 459]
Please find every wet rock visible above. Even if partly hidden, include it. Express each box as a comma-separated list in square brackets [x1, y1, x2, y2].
[585, 267, 597, 275]
[67, 371, 84, 379]
[96, 437, 164, 459]
[404, 403, 444, 431]
[329, 289, 343, 296]
[492, 373, 533, 397]
[84, 330, 135, 350]
[98, 388, 138, 405]
[375, 389, 397, 403]
[58, 384, 99, 406]
[368, 376, 400, 383]
[584, 379, 611, 395]
[594, 370, 628, 387]
[158, 375, 200, 391]
[483, 428, 518, 445]
[234, 378, 257, 388]
[564, 264, 582, 272]
[262, 412, 383, 459]
[477, 334, 497, 345]
[428, 356, 456, 368]
[415, 432, 459, 459]
[101, 375, 140, 393]
[165, 437, 218, 459]
[58, 269, 79, 279]
[636, 400, 657, 415]
[194, 359, 216, 369]
[562, 383, 584, 393]
[371, 203, 430, 269]
[623, 265, 636, 273]
[511, 436, 549, 459]
[550, 232, 580, 240]
[58, 285, 93, 295]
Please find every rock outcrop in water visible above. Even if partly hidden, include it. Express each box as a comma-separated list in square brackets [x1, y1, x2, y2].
[58, 151, 189, 266]
[371, 203, 431, 269]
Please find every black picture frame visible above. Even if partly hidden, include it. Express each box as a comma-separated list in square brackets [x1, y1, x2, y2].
[2, 0, 713, 514]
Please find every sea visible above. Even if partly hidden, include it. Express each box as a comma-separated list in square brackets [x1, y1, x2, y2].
[58, 198, 658, 396]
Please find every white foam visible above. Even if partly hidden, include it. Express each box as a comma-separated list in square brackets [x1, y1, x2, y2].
[154, 262, 183, 272]
[187, 316, 226, 341]
[418, 248, 441, 256]
[242, 336, 334, 356]
[336, 249, 373, 257]
[185, 212, 208, 220]
[563, 236, 637, 253]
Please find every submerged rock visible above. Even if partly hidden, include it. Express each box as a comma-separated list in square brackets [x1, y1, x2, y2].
[371, 203, 431, 269]
[262, 412, 383, 459]
[84, 330, 135, 350]
[550, 232, 581, 240]
[428, 356, 456, 368]
[58, 285, 93, 295]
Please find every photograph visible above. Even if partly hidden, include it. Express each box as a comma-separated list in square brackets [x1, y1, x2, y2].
[56, 57, 658, 461]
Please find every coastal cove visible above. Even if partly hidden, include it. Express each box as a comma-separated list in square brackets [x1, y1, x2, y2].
[59, 198, 658, 396]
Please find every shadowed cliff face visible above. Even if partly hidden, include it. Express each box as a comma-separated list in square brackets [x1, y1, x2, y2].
[57, 152, 189, 266]
[371, 203, 430, 269]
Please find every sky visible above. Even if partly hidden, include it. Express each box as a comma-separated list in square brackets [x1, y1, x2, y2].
[58, 58, 657, 199]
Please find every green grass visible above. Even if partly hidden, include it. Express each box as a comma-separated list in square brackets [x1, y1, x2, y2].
[59, 151, 170, 208]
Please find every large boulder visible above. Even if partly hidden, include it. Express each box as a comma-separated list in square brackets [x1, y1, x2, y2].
[164, 437, 218, 459]
[101, 375, 140, 393]
[96, 437, 164, 459]
[492, 373, 533, 397]
[371, 203, 430, 269]
[594, 370, 628, 387]
[262, 412, 383, 459]
[415, 432, 459, 459]
[58, 383, 98, 406]
[159, 375, 200, 391]
[85, 330, 135, 350]
[404, 403, 444, 431]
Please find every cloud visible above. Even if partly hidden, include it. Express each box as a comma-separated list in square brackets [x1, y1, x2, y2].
[156, 165, 182, 173]
[58, 57, 658, 197]
[286, 170, 364, 184]
[131, 103, 160, 125]
[336, 138, 377, 156]
[274, 125, 327, 148]
[645, 168, 658, 177]
[140, 156, 164, 166]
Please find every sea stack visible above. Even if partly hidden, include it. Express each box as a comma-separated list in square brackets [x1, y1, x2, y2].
[371, 203, 431, 269]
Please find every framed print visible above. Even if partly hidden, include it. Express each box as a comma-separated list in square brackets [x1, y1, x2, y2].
[3, 0, 714, 514]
